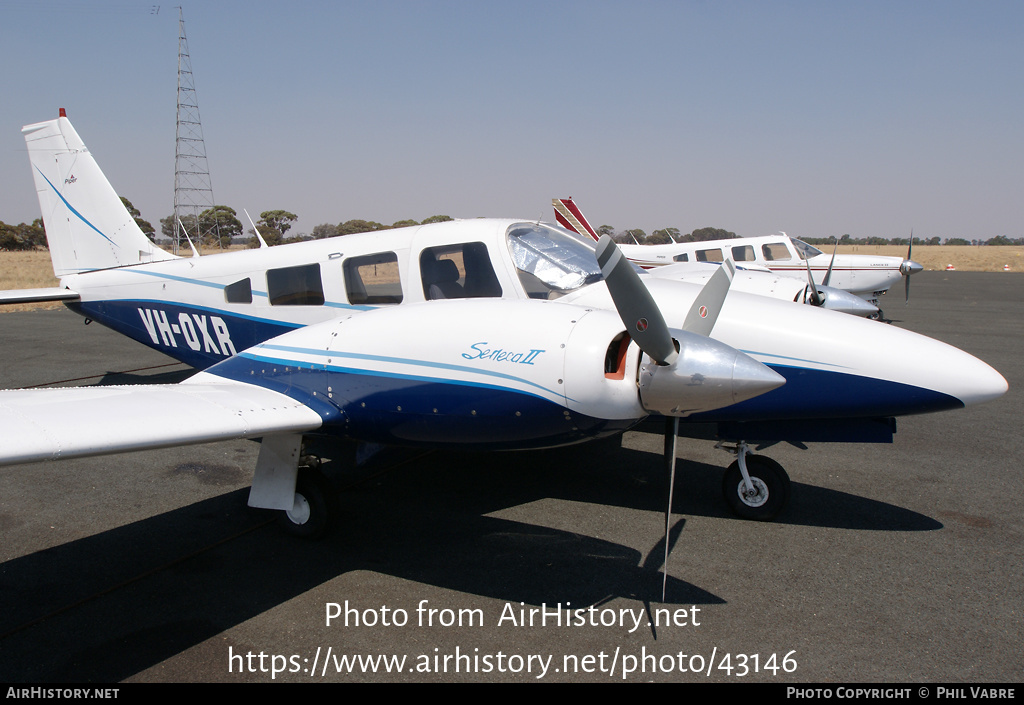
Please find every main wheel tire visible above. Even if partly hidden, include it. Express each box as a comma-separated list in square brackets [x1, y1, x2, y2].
[722, 455, 791, 521]
[277, 470, 335, 539]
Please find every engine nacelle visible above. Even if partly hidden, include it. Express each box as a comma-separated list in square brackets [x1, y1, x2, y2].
[638, 330, 785, 417]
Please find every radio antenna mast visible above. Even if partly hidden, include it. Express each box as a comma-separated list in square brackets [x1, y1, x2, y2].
[173, 6, 220, 253]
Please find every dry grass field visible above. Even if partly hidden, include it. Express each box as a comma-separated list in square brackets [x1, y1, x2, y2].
[1, 244, 1020, 313]
[0, 251, 63, 312]
[834, 244, 1024, 272]
[0, 246, 241, 312]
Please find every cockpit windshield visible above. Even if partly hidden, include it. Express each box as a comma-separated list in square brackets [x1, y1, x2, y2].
[791, 238, 824, 261]
[506, 222, 603, 299]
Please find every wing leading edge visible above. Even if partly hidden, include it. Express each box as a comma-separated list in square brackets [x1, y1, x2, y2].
[0, 378, 323, 467]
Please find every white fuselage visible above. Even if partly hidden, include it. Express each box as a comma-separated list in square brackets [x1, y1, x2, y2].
[58, 219, 1004, 441]
[615, 235, 910, 304]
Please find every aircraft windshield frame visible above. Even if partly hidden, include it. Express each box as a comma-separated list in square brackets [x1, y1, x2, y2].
[506, 222, 603, 298]
[791, 238, 824, 260]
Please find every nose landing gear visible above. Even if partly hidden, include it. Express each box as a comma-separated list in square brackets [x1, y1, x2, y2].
[717, 441, 791, 521]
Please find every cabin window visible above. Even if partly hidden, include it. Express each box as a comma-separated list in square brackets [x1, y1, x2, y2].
[672, 253, 689, 262]
[420, 242, 502, 300]
[344, 252, 403, 305]
[695, 248, 723, 262]
[731, 245, 755, 262]
[267, 264, 325, 306]
[762, 243, 791, 261]
[224, 278, 252, 304]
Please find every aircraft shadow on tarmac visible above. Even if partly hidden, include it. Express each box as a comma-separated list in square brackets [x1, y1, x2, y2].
[665, 454, 943, 532]
[95, 368, 195, 386]
[0, 439, 939, 682]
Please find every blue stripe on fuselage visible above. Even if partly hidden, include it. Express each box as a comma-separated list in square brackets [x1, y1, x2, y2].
[122, 270, 374, 310]
[71, 299, 299, 370]
[252, 343, 569, 402]
[692, 364, 963, 421]
[205, 352, 633, 450]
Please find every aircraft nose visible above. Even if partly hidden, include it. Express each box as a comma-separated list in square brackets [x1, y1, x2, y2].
[922, 332, 1009, 408]
[954, 356, 1008, 407]
[901, 260, 924, 276]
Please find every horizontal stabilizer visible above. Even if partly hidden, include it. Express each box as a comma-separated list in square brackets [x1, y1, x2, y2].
[0, 378, 323, 467]
[0, 287, 80, 305]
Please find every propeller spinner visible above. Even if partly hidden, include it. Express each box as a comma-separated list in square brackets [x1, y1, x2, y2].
[802, 239, 837, 307]
[800, 242, 880, 317]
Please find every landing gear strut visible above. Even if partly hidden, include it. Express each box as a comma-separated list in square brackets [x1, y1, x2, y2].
[717, 441, 791, 521]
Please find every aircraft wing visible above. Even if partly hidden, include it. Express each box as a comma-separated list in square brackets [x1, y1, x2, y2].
[0, 287, 80, 304]
[0, 378, 323, 467]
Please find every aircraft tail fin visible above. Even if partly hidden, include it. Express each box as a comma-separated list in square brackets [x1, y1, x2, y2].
[553, 197, 599, 242]
[22, 110, 176, 278]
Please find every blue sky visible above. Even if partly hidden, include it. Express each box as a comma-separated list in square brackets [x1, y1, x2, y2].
[1, 0, 1021, 241]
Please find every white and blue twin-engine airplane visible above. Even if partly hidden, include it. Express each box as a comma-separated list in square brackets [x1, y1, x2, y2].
[553, 197, 923, 316]
[0, 111, 1008, 541]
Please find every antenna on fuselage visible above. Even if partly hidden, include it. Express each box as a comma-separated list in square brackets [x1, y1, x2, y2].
[244, 209, 269, 248]
[177, 217, 201, 257]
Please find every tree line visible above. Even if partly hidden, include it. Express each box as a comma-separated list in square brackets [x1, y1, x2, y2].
[0, 198, 455, 251]
[1, 200, 1020, 250]
[601, 226, 1023, 247]
[156, 205, 455, 249]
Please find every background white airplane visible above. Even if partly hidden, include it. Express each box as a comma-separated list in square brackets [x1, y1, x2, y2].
[553, 197, 924, 317]
[0, 113, 1006, 552]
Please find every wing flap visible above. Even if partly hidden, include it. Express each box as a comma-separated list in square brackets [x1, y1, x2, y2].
[0, 381, 323, 467]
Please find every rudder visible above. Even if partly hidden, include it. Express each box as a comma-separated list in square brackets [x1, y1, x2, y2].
[22, 110, 175, 277]
[553, 197, 599, 242]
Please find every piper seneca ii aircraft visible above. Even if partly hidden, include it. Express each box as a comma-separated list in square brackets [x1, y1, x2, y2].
[553, 197, 923, 317]
[0, 112, 1006, 546]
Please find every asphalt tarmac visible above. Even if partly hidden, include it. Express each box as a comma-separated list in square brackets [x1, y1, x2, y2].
[0, 271, 1021, 683]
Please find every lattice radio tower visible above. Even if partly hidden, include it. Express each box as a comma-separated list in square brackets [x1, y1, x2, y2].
[173, 6, 220, 253]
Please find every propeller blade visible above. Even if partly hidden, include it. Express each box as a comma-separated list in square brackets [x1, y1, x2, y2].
[803, 258, 823, 306]
[823, 240, 838, 287]
[682, 259, 735, 336]
[662, 416, 679, 602]
[905, 231, 913, 304]
[899, 230, 924, 304]
[596, 235, 678, 365]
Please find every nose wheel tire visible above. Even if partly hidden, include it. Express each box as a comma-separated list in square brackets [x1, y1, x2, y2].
[277, 469, 335, 539]
[722, 455, 790, 521]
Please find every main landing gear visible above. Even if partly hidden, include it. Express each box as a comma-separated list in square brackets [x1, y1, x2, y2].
[716, 441, 791, 521]
[277, 465, 336, 539]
